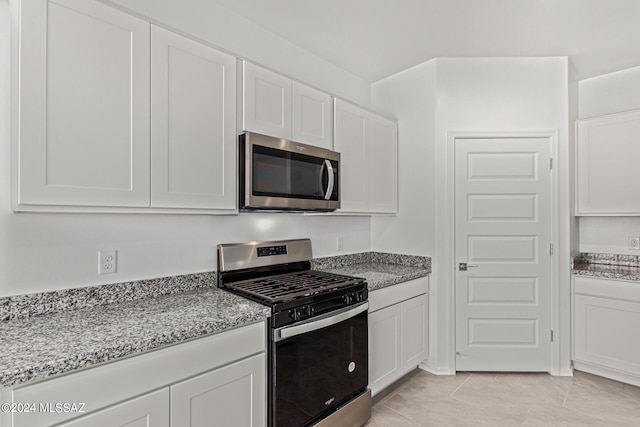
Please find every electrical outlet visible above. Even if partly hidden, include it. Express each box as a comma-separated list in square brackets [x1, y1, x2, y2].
[629, 237, 640, 250]
[337, 237, 344, 251]
[99, 250, 117, 274]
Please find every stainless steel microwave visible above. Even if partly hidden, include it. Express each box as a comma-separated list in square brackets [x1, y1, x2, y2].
[239, 132, 340, 211]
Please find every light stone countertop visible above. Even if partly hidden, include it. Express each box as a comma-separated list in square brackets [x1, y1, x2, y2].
[572, 262, 640, 282]
[1, 251, 431, 389]
[0, 287, 269, 388]
[318, 263, 430, 291]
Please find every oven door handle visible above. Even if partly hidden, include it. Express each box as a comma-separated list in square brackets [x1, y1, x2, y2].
[274, 301, 368, 342]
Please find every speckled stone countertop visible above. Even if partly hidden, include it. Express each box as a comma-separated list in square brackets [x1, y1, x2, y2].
[1, 251, 428, 389]
[313, 252, 431, 291]
[572, 252, 640, 282]
[0, 286, 269, 388]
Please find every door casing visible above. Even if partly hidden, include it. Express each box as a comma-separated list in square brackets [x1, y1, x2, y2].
[442, 131, 562, 375]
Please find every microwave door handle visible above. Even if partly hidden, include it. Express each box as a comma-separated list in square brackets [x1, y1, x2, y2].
[324, 160, 334, 201]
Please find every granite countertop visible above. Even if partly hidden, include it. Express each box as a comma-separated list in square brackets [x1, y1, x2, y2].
[320, 263, 430, 291]
[571, 252, 640, 282]
[0, 287, 270, 388]
[313, 252, 431, 291]
[1, 251, 430, 390]
[572, 262, 640, 282]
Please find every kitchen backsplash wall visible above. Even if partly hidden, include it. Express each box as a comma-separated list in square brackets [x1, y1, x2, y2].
[578, 66, 640, 255]
[0, 1, 371, 298]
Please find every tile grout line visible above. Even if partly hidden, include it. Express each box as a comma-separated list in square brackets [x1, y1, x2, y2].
[380, 402, 422, 426]
[450, 373, 472, 397]
[562, 381, 572, 407]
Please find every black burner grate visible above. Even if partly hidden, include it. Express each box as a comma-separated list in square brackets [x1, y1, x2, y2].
[225, 270, 365, 304]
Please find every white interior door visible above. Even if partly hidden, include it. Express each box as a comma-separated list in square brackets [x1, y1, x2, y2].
[455, 137, 552, 371]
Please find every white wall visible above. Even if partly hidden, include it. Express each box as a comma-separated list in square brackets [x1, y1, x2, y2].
[370, 60, 437, 256]
[0, 0, 371, 298]
[371, 57, 572, 375]
[104, 0, 370, 106]
[577, 66, 640, 255]
[435, 58, 572, 375]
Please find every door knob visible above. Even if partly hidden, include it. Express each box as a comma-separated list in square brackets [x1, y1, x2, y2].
[458, 263, 479, 271]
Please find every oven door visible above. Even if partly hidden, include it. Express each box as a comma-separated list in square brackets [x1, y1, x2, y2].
[240, 132, 340, 211]
[272, 302, 368, 427]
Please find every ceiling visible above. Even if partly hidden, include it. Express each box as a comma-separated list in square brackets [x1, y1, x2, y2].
[211, 0, 640, 82]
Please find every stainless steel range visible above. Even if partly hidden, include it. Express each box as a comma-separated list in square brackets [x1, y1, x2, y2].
[217, 239, 371, 427]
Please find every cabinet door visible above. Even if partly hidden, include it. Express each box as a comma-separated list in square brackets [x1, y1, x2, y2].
[401, 294, 428, 373]
[171, 353, 266, 427]
[369, 116, 398, 213]
[17, 0, 151, 207]
[334, 99, 371, 212]
[292, 81, 332, 149]
[368, 304, 402, 396]
[57, 389, 169, 427]
[242, 62, 292, 140]
[151, 26, 236, 210]
[576, 109, 640, 215]
[574, 293, 640, 375]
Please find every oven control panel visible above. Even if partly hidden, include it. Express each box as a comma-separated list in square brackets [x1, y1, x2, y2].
[257, 245, 288, 257]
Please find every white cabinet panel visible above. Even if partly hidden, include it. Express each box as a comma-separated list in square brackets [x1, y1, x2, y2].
[57, 389, 169, 427]
[242, 62, 332, 149]
[368, 304, 402, 395]
[151, 26, 236, 210]
[171, 353, 266, 427]
[334, 99, 371, 212]
[402, 294, 428, 372]
[370, 117, 398, 213]
[574, 276, 640, 385]
[576, 109, 640, 215]
[242, 62, 292, 140]
[368, 278, 429, 396]
[334, 98, 398, 214]
[292, 81, 332, 149]
[16, 0, 151, 207]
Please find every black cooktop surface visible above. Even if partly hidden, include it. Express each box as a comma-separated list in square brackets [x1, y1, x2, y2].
[223, 270, 366, 305]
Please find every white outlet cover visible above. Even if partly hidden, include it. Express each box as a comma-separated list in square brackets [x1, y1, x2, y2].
[99, 250, 117, 274]
[629, 237, 640, 250]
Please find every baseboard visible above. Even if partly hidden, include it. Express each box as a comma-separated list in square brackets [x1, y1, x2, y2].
[573, 360, 640, 387]
[418, 360, 455, 375]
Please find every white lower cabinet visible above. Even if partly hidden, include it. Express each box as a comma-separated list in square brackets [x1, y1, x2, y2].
[56, 389, 169, 427]
[369, 303, 402, 393]
[2, 322, 266, 427]
[573, 276, 640, 387]
[368, 277, 428, 395]
[171, 354, 266, 427]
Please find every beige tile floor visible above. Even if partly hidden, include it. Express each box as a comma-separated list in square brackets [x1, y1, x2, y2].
[366, 370, 640, 426]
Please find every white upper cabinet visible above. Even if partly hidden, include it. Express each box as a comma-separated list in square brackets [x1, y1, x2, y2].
[334, 98, 398, 214]
[334, 99, 371, 212]
[576, 109, 640, 215]
[292, 81, 332, 149]
[242, 62, 293, 140]
[242, 62, 332, 148]
[13, 0, 237, 213]
[151, 26, 236, 210]
[15, 0, 151, 207]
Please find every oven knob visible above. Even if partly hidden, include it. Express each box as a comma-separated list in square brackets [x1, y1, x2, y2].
[353, 292, 362, 303]
[304, 305, 315, 317]
[343, 294, 352, 305]
[289, 308, 302, 321]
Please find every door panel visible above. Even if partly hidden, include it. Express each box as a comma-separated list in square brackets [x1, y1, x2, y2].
[151, 25, 236, 209]
[455, 137, 551, 371]
[18, 0, 150, 207]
